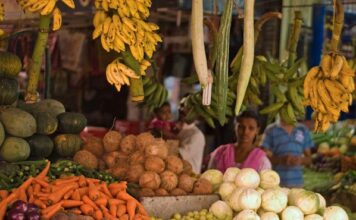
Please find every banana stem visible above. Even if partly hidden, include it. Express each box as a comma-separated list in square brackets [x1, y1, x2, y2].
[287, 11, 303, 68]
[230, 12, 282, 71]
[25, 15, 51, 103]
[121, 50, 144, 102]
[330, 0, 344, 52]
[203, 18, 218, 69]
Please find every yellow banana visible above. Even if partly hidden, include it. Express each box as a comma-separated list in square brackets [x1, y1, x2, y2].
[107, 22, 116, 43]
[138, 6, 150, 19]
[0, 29, 4, 36]
[106, 64, 116, 85]
[349, 93, 353, 105]
[152, 32, 163, 43]
[52, 7, 62, 31]
[320, 54, 332, 77]
[126, 0, 138, 17]
[129, 45, 141, 62]
[141, 59, 151, 67]
[92, 24, 103, 39]
[113, 36, 125, 52]
[102, 17, 112, 35]
[147, 22, 159, 31]
[94, 0, 101, 8]
[116, 62, 139, 79]
[26, 0, 48, 12]
[340, 56, 355, 77]
[61, 0, 75, 9]
[143, 0, 152, 7]
[119, 71, 130, 85]
[116, 31, 130, 44]
[140, 65, 146, 75]
[23, 0, 40, 9]
[122, 17, 137, 31]
[303, 66, 320, 99]
[93, 11, 106, 27]
[112, 14, 121, 27]
[100, 35, 110, 52]
[109, 0, 119, 9]
[338, 75, 355, 93]
[101, 0, 109, 11]
[145, 32, 157, 44]
[134, 18, 151, 31]
[330, 54, 344, 79]
[40, 0, 56, 15]
[316, 79, 335, 108]
[114, 83, 122, 92]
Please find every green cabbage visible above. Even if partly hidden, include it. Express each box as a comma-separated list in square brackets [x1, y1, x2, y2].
[209, 200, 233, 220]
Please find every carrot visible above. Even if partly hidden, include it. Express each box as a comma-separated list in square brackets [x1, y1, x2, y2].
[127, 199, 136, 220]
[27, 186, 33, 196]
[0, 201, 7, 220]
[86, 178, 100, 184]
[34, 178, 49, 188]
[42, 187, 51, 193]
[117, 204, 127, 217]
[95, 197, 108, 207]
[94, 210, 104, 220]
[99, 204, 109, 213]
[103, 211, 118, 220]
[109, 182, 127, 194]
[100, 182, 113, 198]
[67, 208, 82, 215]
[62, 200, 84, 208]
[78, 187, 89, 196]
[110, 203, 118, 217]
[41, 203, 63, 220]
[36, 160, 50, 180]
[120, 214, 129, 220]
[64, 189, 74, 200]
[29, 194, 35, 203]
[116, 191, 134, 201]
[33, 199, 47, 209]
[109, 199, 125, 206]
[18, 188, 27, 203]
[80, 204, 94, 216]
[5, 191, 18, 205]
[88, 182, 100, 201]
[0, 190, 8, 201]
[18, 177, 33, 191]
[33, 183, 41, 194]
[53, 177, 79, 186]
[134, 214, 143, 220]
[48, 184, 75, 204]
[110, 187, 121, 197]
[78, 176, 87, 187]
[71, 189, 81, 201]
[82, 195, 99, 210]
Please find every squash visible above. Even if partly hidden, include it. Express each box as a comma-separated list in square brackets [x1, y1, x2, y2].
[33, 112, 58, 135]
[0, 121, 4, 146]
[57, 112, 87, 133]
[27, 134, 54, 158]
[0, 136, 30, 162]
[0, 107, 36, 138]
[0, 76, 18, 105]
[18, 99, 65, 117]
[0, 51, 22, 78]
[54, 134, 82, 157]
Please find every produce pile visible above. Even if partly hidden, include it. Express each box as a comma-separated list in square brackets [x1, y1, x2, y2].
[77, 131, 214, 197]
[198, 168, 350, 220]
[0, 161, 150, 220]
[152, 209, 216, 220]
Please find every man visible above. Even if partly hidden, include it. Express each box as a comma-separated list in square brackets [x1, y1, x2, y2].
[176, 103, 205, 174]
[261, 118, 314, 187]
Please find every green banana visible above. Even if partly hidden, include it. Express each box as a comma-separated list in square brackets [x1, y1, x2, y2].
[271, 86, 287, 102]
[284, 58, 304, 80]
[158, 88, 168, 107]
[181, 74, 199, 84]
[194, 104, 215, 128]
[286, 85, 305, 114]
[144, 82, 158, 97]
[151, 84, 163, 105]
[259, 101, 285, 114]
[247, 92, 263, 106]
[286, 103, 297, 124]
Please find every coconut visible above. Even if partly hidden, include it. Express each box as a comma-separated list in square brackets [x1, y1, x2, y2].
[120, 135, 137, 154]
[110, 165, 127, 179]
[155, 188, 169, 196]
[170, 188, 187, 196]
[82, 136, 104, 157]
[145, 138, 168, 159]
[144, 156, 165, 173]
[160, 171, 178, 191]
[103, 130, 122, 152]
[136, 132, 155, 151]
[193, 178, 213, 195]
[102, 151, 119, 168]
[116, 151, 129, 165]
[129, 151, 145, 165]
[139, 188, 155, 197]
[178, 174, 195, 193]
[73, 150, 98, 169]
[182, 159, 193, 175]
[126, 164, 145, 183]
[166, 155, 184, 174]
[98, 159, 106, 171]
[139, 171, 161, 190]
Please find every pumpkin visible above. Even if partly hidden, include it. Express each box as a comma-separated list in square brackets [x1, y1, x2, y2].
[27, 134, 54, 158]
[0, 76, 18, 105]
[0, 107, 36, 138]
[18, 99, 65, 117]
[57, 112, 87, 133]
[33, 112, 58, 135]
[0, 121, 4, 146]
[54, 134, 82, 157]
[0, 136, 30, 162]
[0, 51, 22, 78]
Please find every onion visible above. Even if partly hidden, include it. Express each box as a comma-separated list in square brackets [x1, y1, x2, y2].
[6, 209, 25, 220]
[11, 200, 28, 213]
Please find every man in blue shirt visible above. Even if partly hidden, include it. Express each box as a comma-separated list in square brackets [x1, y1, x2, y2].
[261, 119, 314, 187]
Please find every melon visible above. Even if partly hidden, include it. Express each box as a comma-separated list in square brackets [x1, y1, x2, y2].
[54, 134, 82, 157]
[0, 137, 30, 162]
[0, 51, 22, 78]
[0, 107, 36, 138]
[57, 112, 87, 133]
[33, 112, 58, 135]
[0, 76, 18, 105]
[0, 121, 4, 146]
[27, 134, 54, 158]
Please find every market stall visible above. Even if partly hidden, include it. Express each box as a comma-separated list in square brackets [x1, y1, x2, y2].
[0, 0, 355, 219]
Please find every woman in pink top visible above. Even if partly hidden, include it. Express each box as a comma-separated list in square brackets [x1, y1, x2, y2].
[208, 110, 271, 173]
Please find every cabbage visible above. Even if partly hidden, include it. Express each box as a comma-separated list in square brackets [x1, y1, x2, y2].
[257, 208, 268, 216]
[227, 188, 245, 212]
[323, 206, 349, 220]
[235, 168, 260, 189]
[280, 187, 290, 197]
[233, 209, 260, 220]
[281, 206, 303, 220]
[260, 212, 280, 220]
[259, 169, 280, 189]
[317, 142, 330, 154]
[201, 169, 224, 191]
[288, 188, 304, 205]
[304, 214, 323, 220]
[316, 193, 326, 212]
[209, 200, 233, 220]
[294, 190, 319, 215]
[239, 188, 261, 210]
[261, 189, 287, 213]
[256, 187, 264, 195]
[223, 167, 240, 182]
[218, 182, 236, 201]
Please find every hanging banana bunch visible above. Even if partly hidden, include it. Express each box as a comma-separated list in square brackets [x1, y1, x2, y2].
[304, 0, 355, 132]
[18, 0, 74, 31]
[141, 76, 168, 112]
[0, 2, 4, 36]
[258, 11, 305, 125]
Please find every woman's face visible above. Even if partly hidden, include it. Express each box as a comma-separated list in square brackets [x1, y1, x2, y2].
[235, 117, 259, 144]
[157, 105, 172, 121]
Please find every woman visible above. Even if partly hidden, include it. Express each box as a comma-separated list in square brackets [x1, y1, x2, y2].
[208, 110, 271, 172]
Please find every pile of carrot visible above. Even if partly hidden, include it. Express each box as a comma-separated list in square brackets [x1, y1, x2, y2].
[0, 161, 150, 220]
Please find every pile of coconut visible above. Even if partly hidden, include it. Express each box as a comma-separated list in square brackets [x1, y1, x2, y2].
[74, 131, 213, 197]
